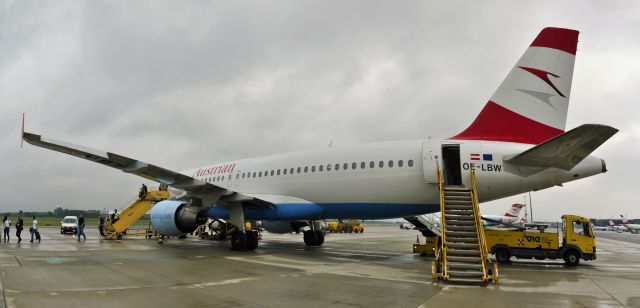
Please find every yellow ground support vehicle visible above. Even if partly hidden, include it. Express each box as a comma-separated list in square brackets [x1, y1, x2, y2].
[413, 235, 439, 256]
[327, 220, 364, 233]
[485, 214, 596, 266]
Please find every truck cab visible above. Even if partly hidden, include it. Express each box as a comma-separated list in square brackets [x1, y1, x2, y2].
[562, 215, 596, 264]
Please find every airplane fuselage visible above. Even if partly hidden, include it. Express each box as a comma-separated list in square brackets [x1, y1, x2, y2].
[185, 139, 605, 220]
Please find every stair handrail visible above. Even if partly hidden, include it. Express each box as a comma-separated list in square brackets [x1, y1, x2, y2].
[470, 169, 490, 281]
[435, 161, 448, 279]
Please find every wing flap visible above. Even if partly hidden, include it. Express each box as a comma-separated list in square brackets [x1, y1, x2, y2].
[504, 124, 618, 171]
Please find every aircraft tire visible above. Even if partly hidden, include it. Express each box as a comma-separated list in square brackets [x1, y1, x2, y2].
[314, 230, 324, 246]
[304, 230, 319, 246]
[231, 232, 247, 251]
[246, 230, 259, 251]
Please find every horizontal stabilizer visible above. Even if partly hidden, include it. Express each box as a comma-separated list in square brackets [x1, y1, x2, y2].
[504, 124, 618, 171]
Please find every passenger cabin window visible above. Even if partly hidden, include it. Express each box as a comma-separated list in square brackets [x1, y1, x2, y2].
[379, 161, 384, 168]
[290, 168, 294, 174]
[297, 167, 301, 173]
[284, 169, 288, 175]
[304, 166, 308, 173]
[319, 165, 323, 172]
[271, 170, 274, 176]
[408, 159, 414, 167]
[398, 160, 403, 167]
[327, 164, 332, 171]
[388, 160, 394, 168]
[312, 166, 316, 172]
[259, 172, 262, 177]
[370, 161, 374, 168]
[360, 162, 365, 169]
[336, 164, 340, 171]
[253, 172, 256, 178]
[277, 169, 281, 175]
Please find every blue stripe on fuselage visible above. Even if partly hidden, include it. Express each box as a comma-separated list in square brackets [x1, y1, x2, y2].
[208, 203, 439, 220]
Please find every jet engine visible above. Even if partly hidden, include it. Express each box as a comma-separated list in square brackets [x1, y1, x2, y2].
[150, 200, 208, 235]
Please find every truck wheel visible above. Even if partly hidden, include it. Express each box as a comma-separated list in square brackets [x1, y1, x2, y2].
[495, 248, 511, 264]
[563, 250, 580, 266]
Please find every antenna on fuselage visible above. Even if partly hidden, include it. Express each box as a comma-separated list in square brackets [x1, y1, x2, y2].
[21, 112, 25, 149]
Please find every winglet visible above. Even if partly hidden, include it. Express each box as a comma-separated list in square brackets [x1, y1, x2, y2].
[21, 113, 25, 149]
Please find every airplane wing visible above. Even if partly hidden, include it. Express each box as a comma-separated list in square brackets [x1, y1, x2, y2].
[504, 124, 618, 174]
[22, 132, 272, 208]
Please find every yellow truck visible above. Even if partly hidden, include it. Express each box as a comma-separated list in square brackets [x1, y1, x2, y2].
[327, 220, 364, 233]
[485, 214, 596, 266]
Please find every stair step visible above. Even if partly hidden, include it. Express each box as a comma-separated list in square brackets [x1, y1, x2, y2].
[447, 260, 482, 272]
[445, 220, 475, 226]
[445, 210, 474, 216]
[447, 270, 484, 278]
[446, 225, 476, 232]
[443, 186, 469, 192]
[444, 195, 471, 201]
[448, 248, 481, 256]
[447, 256, 482, 263]
[444, 214, 475, 221]
[448, 242, 479, 249]
[446, 231, 478, 237]
[447, 262, 483, 271]
[447, 237, 478, 243]
[444, 204, 473, 210]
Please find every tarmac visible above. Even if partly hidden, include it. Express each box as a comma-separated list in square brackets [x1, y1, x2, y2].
[0, 226, 639, 308]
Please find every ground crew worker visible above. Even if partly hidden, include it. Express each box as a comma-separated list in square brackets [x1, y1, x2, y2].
[99, 216, 105, 236]
[16, 212, 24, 243]
[77, 214, 86, 241]
[2, 215, 10, 242]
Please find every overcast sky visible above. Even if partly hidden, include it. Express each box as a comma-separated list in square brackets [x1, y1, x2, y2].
[1, 1, 638, 220]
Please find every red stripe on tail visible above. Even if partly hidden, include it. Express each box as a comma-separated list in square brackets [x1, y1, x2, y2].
[450, 101, 564, 144]
[530, 27, 579, 55]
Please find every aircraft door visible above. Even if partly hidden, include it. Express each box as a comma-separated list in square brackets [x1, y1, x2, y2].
[422, 140, 441, 183]
[442, 144, 462, 186]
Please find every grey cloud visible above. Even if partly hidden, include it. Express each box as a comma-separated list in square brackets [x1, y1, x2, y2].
[1, 1, 638, 220]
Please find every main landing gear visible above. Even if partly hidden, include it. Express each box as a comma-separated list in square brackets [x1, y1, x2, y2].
[228, 203, 259, 251]
[303, 230, 325, 246]
[231, 229, 259, 251]
[303, 221, 325, 247]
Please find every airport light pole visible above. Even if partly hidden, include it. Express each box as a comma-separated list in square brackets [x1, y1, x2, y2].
[528, 191, 533, 223]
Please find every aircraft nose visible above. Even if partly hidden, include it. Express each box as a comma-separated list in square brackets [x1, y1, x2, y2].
[601, 159, 607, 173]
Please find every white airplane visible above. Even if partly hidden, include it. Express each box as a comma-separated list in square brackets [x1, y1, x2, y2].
[620, 215, 640, 234]
[483, 203, 525, 226]
[609, 219, 624, 232]
[592, 223, 608, 231]
[22, 27, 618, 251]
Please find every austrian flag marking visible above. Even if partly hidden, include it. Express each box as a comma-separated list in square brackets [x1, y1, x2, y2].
[470, 153, 480, 161]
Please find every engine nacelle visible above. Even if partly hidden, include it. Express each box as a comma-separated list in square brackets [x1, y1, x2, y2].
[261, 221, 307, 234]
[150, 200, 208, 235]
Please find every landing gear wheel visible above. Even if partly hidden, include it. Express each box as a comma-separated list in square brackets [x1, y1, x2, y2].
[314, 230, 324, 246]
[563, 250, 580, 266]
[231, 232, 247, 251]
[246, 230, 259, 251]
[495, 248, 511, 264]
[303, 230, 317, 246]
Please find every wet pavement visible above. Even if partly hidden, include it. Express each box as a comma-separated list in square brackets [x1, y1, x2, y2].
[0, 226, 639, 307]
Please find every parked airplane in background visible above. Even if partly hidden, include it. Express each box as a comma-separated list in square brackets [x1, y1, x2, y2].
[483, 203, 525, 226]
[592, 224, 608, 231]
[609, 219, 624, 232]
[620, 215, 640, 234]
[23, 27, 618, 251]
